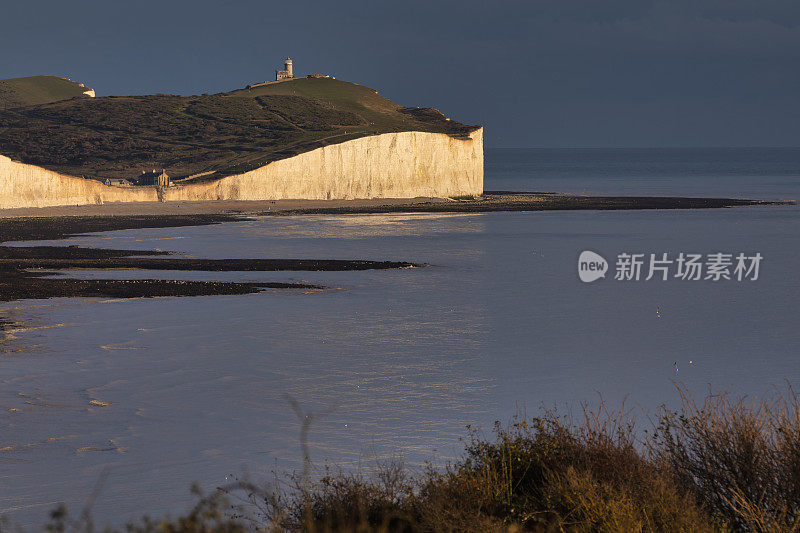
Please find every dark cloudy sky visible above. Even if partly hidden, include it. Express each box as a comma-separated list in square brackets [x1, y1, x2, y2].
[2, 0, 798, 147]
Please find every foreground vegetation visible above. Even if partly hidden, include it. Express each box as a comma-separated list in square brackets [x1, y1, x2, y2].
[29, 385, 799, 532]
[0, 77, 477, 181]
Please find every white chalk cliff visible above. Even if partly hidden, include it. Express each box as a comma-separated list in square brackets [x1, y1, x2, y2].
[0, 129, 483, 209]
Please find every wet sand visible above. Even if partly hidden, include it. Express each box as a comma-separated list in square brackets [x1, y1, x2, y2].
[0, 197, 440, 219]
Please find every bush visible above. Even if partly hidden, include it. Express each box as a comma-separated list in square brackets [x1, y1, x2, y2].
[654, 386, 800, 531]
[22, 386, 800, 532]
[413, 406, 711, 532]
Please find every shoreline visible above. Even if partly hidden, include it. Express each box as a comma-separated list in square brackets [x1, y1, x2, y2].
[0, 218, 418, 302]
[0, 192, 791, 303]
[0, 192, 791, 221]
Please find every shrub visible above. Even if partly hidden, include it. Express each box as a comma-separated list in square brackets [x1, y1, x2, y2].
[654, 385, 800, 532]
[26, 386, 800, 532]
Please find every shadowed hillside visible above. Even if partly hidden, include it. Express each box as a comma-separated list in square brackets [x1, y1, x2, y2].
[0, 77, 478, 182]
[0, 75, 93, 109]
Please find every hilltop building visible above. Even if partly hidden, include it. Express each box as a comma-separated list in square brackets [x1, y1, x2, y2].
[276, 58, 293, 81]
[244, 58, 335, 89]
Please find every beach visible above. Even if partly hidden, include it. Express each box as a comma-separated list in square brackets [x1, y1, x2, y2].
[0, 192, 782, 221]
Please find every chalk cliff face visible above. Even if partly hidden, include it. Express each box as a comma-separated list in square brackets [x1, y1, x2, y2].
[0, 154, 159, 208]
[0, 129, 483, 209]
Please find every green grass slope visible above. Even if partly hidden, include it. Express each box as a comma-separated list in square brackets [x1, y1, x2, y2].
[0, 77, 478, 181]
[230, 78, 407, 128]
[0, 75, 92, 110]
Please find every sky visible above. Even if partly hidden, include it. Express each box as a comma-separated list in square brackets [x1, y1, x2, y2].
[1, 0, 799, 148]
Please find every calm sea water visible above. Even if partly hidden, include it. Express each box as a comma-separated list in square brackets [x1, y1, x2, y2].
[486, 147, 800, 199]
[1, 148, 798, 527]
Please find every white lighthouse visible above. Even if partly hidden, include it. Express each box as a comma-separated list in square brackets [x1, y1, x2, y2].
[276, 57, 294, 81]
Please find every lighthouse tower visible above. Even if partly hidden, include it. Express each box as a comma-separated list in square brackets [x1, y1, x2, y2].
[276, 57, 294, 81]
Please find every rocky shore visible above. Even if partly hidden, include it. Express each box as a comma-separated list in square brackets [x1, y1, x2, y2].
[0, 214, 416, 302]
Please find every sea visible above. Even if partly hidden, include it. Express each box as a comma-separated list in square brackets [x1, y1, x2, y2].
[1, 147, 799, 527]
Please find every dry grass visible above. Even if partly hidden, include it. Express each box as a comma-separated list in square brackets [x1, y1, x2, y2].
[653, 385, 800, 532]
[25, 384, 800, 532]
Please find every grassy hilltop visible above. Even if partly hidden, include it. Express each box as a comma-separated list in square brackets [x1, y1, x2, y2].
[0, 76, 478, 181]
[0, 75, 92, 109]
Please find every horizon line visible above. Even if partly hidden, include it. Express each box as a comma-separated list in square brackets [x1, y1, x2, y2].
[484, 146, 800, 151]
